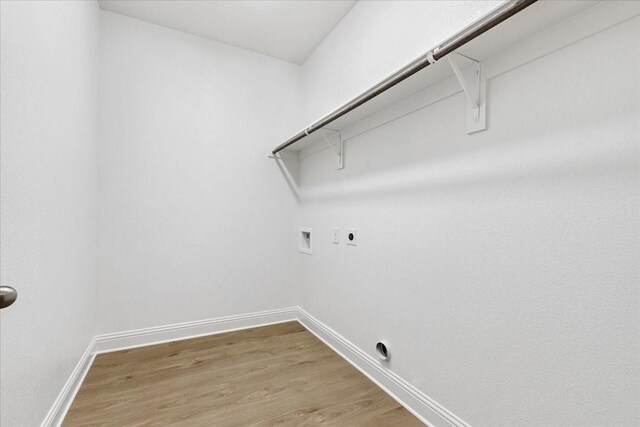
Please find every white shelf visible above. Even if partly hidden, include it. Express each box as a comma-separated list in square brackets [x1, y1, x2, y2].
[275, 0, 599, 154]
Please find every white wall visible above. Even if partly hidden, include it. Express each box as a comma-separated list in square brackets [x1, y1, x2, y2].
[97, 12, 302, 334]
[0, 1, 101, 426]
[297, 4, 639, 427]
[301, 0, 501, 124]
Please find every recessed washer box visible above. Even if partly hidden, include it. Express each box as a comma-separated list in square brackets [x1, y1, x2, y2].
[299, 228, 312, 254]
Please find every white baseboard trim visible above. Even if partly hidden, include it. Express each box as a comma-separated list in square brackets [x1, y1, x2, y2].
[41, 307, 298, 426]
[40, 338, 97, 427]
[93, 306, 299, 354]
[297, 307, 467, 427]
[43, 306, 465, 427]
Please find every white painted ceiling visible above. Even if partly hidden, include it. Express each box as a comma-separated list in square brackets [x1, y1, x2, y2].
[98, 0, 357, 64]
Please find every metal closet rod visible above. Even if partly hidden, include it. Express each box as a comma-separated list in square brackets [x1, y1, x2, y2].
[272, 0, 537, 155]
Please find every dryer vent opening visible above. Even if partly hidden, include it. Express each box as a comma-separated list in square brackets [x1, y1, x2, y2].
[376, 342, 389, 361]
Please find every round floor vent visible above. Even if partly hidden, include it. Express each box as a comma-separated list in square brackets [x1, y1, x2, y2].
[376, 342, 390, 361]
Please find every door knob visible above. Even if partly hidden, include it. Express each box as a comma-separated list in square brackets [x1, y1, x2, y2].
[0, 286, 18, 309]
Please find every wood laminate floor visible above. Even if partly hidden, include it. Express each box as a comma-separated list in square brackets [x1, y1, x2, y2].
[64, 322, 422, 426]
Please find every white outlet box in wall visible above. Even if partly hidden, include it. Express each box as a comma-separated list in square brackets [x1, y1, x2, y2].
[299, 228, 312, 254]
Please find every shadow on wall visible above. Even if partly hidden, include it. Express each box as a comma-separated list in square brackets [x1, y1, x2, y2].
[273, 90, 638, 204]
[272, 19, 640, 204]
[272, 150, 300, 202]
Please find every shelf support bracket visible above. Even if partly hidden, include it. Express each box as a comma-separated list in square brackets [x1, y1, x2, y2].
[447, 52, 486, 134]
[320, 129, 344, 170]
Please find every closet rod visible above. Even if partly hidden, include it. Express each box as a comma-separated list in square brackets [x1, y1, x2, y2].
[272, 0, 536, 155]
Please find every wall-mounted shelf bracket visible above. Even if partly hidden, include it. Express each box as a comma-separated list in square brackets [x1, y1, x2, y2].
[320, 129, 344, 170]
[447, 52, 486, 134]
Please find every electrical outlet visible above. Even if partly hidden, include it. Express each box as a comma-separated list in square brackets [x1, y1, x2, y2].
[346, 228, 357, 246]
[333, 228, 339, 244]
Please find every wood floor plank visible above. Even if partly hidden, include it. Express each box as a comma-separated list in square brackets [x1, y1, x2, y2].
[63, 322, 422, 426]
